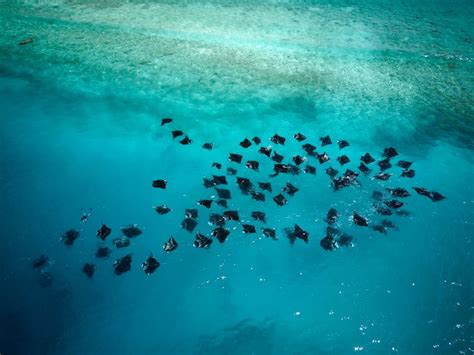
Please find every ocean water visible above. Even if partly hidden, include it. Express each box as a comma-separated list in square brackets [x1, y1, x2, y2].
[0, 0, 473, 354]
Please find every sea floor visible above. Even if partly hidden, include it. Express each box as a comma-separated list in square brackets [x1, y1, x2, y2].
[0, 1, 473, 354]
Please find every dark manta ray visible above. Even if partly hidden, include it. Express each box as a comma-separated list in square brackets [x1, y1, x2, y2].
[236, 177, 253, 194]
[141, 254, 160, 275]
[294, 133, 306, 141]
[61, 229, 79, 246]
[227, 167, 238, 176]
[272, 151, 284, 163]
[361, 153, 375, 164]
[292, 155, 305, 166]
[152, 179, 167, 189]
[302, 143, 316, 153]
[372, 225, 387, 234]
[337, 234, 353, 248]
[259, 146, 272, 157]
[326, 167, 338, 178]
[215, 187, 232, 199]
[114, 254, 132, 275]
[338, 140, 350, 149]
[122, 224, 142, 238]
[385, 200, 404, 209]
[262, 228, 277, 239]
[251, 191, 266, 201]
[246, 160, 259, 171]
[317, 153, 330, 164]
[326, 208, 339, 224]
[251, 211, 266, 222]
[32, 255, 49, 269]
[320, 235, 337, 251]
[372, 190, 384, 201]
[383, 147, 398, 158]
[252, 136, 261, 145]
[212, 227, 230, 243]
[374, 172, 391, 181]
[283, 182, 299, 196]
[82, 263, 96, 278]
[229, 153, 243, 164]
[198, 199, 213, 208]
[358, 162, 371, 175]
[397, 160, 412, 169]
[401, 169, 415, 178]
[96, 246, 111, 258]
[112, 237, 130, 248]
[387, 188, 410, 198]
[337, 155, 350, 166]
[97, 224, 112, 241]
[305, 165, 316, 174]
[286, 224, 309, 244]
[273, 193, 288, 206]
[161, 117, 172, 126]
[258, 182, 272, 192]
[240, 138, 252, 148]
[242, 224, 256, 234]
[223, 210, 240, 221]
[209, 213, 226, 227]
[208, 212, 226, 227]
[181, 217, 198, 232]
[216, 199, 228, 208]
[172, 130, 183, 138]
[38, 271, 53, 288]
[163, 236, 178, 253]
[154, 205, 171, 215]
[378, 158, 392, 171]
[353, 213, 368, 227]
[203, 143, 214, 150]
[185, 209, 198, 219]
[413, 187, 446, 202]
[271, 133, 286, 145]
[374, 205, 393, 216]
[320, 135, 332, 146]
[194, 233, 213, 248]
[212, 175, 227, 185]
[180, 136, 192, 145]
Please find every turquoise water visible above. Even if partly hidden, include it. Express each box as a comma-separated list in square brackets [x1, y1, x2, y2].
[0, 1, 473, 354]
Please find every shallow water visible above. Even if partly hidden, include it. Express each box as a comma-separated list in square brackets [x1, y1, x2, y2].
[0, 1, 473, 354]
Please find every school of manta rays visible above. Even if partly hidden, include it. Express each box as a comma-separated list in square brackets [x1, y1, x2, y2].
[31, 117, 446, 284]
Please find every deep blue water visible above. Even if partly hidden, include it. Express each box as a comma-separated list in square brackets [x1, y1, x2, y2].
[0, 1, 473, 354]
